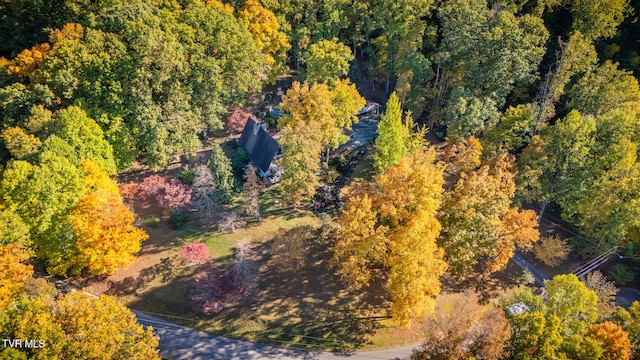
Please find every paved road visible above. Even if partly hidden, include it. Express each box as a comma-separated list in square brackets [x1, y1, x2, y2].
[133, 311, 415, 360]
[616, 288, 640, 309]
[511, 251, 550, 287]
[510, 253, 640, 310]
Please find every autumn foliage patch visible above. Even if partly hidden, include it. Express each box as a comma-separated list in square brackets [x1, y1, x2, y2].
[191, 267, 244, 315]
[180, 242, 211, 265]
[225, 107, 256, 134]
[137, 175, 192, 211]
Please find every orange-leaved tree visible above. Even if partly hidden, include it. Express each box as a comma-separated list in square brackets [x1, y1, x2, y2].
[6, 43, 51, 78]
[6, 23, 84, 80]
[0, 243, 33, 308]
[587, 321, 632, 360]
[485, 207, 539, 274]
[71, 159, 147, 275]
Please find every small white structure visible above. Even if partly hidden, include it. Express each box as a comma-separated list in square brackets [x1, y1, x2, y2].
[507, 302, 531, 315]
[357, 102, 381, 119]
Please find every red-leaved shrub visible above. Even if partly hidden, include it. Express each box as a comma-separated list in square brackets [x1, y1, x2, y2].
[137, 175, 167, 201]
[162, 179, 192, 210]
[180, 242, 210, 265]
[138, 175, 192, 211]
[191, 267, 244, 315]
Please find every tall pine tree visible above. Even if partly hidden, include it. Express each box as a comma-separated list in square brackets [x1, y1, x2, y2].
[374, 93, 406, 173]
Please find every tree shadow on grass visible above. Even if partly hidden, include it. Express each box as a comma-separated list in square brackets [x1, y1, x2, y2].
[440, 260, 520, 304]
[106, 256, 187, 297]
[128, 225, 384, 351]
[232, 231, 383, 351]
[128, 269, 197, 316]
[259, 196, 307, 221]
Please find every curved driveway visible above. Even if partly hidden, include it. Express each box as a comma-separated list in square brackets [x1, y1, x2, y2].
[133, 310, 415, 360]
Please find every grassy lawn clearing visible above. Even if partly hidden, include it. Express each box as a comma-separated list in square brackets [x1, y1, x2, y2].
[79, 184, 389, 350]
[127, 217, 385, 351]
[76, 153, 520, 352]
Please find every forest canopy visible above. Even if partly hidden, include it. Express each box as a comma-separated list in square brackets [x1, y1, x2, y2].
[0, 0, 640, 343]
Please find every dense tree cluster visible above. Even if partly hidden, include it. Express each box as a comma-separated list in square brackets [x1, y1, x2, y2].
[1, 147, 147, 276]
[0, 0, 285, 276]
[325, 0, 637, 327]
[502, 274, 635, 360]
[0, 0, 279, 170]
[1, 0, 640, 355]
[0, 263, 159, 359]
[333, 149, 447, 326]
[264, 0, 640, 258]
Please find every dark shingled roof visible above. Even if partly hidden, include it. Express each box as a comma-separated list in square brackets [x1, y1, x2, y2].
[238, 117, 280, 174]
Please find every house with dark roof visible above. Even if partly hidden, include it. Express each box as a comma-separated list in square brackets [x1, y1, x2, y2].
[237, 117, 282, 180]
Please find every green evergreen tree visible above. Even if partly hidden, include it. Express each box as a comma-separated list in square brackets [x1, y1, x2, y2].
[208, 145, 235, 204]
[373, 92, 407, 173]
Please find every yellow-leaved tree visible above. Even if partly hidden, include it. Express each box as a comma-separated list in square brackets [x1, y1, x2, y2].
[440, 136, 483, 184]
[279, 82, 331, 204]
[0, 291, 160, 359]
[0, 126, 42, 160]
[333, 149, 447, 326]
[71, 159, 148, 275]
[439, 142, 540, 279]
[55, 292, 160, 359]
[206, 0, 234, 13]
[238, 0, 290, 82]
[333, 186, 385, 287]
[279, 81, 364, 204]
